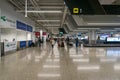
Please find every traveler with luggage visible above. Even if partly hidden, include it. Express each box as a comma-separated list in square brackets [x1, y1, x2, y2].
[75, 37, 79, 48]
[50, 38, 55, 49]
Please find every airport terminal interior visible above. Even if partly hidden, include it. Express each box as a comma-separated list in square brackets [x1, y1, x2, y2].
[1, 0, 120, 80]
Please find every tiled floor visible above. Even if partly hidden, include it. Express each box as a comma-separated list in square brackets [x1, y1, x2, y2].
[0, 43, 120, 80]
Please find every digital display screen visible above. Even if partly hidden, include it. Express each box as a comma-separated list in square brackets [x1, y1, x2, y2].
[100, 34, 110, 40]
[107, 37, 120, 42]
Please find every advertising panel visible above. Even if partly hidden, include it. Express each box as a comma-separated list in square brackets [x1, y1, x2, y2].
[35, 32, 40, 37]
[107, 37, 120, 42]
[4, 42, 17, 52]
[28, 40, 32, 47]
[20, 41, 26, 48]
[100, 34, 110, 40]
[42, 32, 46, 36]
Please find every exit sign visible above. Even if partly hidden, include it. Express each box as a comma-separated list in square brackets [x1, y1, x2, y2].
[0, 16, 6, 21]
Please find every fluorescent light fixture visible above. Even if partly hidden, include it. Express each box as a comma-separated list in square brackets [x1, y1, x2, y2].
[37, 20, 60, 22]
[38, 74, 60, 77]
[78, 28, 100, 30]
[43, 24, 60, 27]
[73, 59, 89, 62]
[100, 58, 117, 62]
[27, 10, 62, 13]
[73, 30, 88, 32]
[87, 23, 120, 26]
[43, 65, 60, 68]
[39, 6, 63, 9]
[77, 65, 100, 70]
[114, 28, 120, 30]
[100, 30, 116, 32]
[29, 6, 63, 9]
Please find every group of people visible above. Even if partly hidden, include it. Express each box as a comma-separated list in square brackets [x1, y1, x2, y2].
[34, 36, 80, 49]
[50, 38, 65, 49]
[50, 37, 80, 49]
[35, 37, 44, 47]
[66, 37, 79, 48]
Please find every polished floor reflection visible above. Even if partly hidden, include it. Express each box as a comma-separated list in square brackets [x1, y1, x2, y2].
[0, 43, 120, 80]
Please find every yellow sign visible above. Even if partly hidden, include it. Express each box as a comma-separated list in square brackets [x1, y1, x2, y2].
[73, 8, 79, 13]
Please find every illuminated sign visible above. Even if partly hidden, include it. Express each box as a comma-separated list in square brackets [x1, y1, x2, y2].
[64, 0, 120, 15]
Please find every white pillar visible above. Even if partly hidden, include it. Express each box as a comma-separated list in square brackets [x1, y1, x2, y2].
[89, 30, 97, 44]
[0, 8, 1, 56]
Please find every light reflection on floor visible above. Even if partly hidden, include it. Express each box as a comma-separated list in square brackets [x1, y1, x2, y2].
[0, 43, 120, 80]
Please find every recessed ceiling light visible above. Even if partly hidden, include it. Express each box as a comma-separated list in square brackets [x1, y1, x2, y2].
[27, 10, 62, 13]
[37, 20, 60, 22]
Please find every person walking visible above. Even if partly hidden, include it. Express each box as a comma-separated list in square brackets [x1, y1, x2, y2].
[51, 38, 55, 49]
[61, 38, 64, 47]
[75, 37, 79, 48]
[66, 36, 70, 45]
[38, 37, 41, 47]
[57, 38, 60, 47]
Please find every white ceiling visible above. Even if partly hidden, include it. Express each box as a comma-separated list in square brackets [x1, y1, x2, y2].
[8, 0, 66, 34]
[73, 15, 120, 26]
[99, 0, 116, 4]
[8, 0, 120, 33]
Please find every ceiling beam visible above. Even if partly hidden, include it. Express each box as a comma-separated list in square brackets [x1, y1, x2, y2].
[28, 6, 64, 9]
[61, 6, 68, 27]
[33, 3, 64, 6]
[43, 24, 60, 27]
[37, 20, 61, 22]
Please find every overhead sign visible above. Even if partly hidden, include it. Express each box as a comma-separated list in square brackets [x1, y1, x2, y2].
[16, 21, 26, 31]
[4, 42, 17, 52]
[64, 0, 98, 15]
[16, 21, 33, 32]
[64, 0, 120, 15]
[27, 25, 33, 32]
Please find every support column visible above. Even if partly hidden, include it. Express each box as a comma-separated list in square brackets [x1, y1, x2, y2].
[0, 8, 1, 57]
[89, 30, 97, 44]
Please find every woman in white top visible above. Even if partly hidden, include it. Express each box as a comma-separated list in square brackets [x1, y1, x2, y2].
[51, 38, 55, 49]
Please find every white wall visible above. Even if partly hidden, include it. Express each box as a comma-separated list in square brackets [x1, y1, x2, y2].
[17, 30, 27, 41]
[1, 28, 16, 42]
[27, 32, 32, 41]
[0, 0, 35, 27]
[0, 0, 35, 41]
